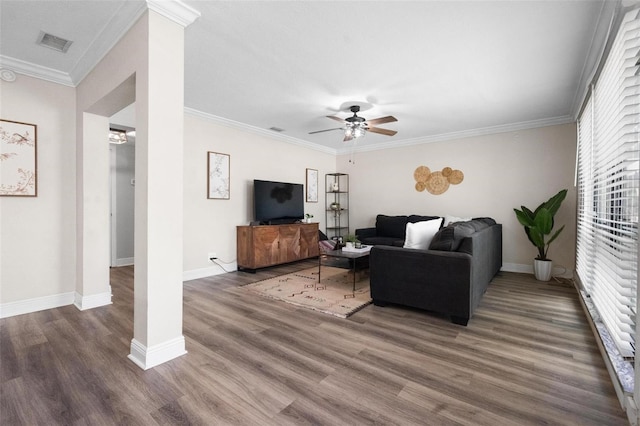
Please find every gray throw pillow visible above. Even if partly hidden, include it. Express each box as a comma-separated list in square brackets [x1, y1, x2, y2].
[429, 222, 477, 251]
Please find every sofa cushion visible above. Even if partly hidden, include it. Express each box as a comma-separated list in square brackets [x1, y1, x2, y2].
[429, 221, 478, 251]
[443, 215, 471, 227]
[408, 215, 441, 225]
[403, 219, 442, 250]
[376, 215, 409, 238]
[360, 236, 403, 246]
[472, 217, 497, 227]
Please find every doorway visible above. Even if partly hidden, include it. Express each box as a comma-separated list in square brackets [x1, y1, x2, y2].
[109, 104, 136, 267]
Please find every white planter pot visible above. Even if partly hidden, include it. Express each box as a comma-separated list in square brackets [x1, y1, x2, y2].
[345, 242, 354, 249]
[534, 259, 553, 281]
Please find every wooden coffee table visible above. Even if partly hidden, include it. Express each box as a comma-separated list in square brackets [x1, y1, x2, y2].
[318, 247, 371, 298]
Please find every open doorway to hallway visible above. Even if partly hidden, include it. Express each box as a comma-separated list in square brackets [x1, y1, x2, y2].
[109, 103, 135, 268]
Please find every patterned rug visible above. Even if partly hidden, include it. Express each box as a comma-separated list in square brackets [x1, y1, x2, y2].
[243, 266, 371, 318]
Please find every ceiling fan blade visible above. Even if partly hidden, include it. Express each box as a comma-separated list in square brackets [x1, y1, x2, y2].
[309, 127, 343, 135]
[367, 127, 397, 136]
[366, 116, 397, 126]
[327, 115, 345, 123]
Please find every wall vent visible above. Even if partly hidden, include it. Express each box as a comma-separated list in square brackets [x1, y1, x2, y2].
[37, 31, 73, 53]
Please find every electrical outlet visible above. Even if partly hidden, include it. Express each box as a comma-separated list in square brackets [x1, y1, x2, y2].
[208, 252, 217, 262]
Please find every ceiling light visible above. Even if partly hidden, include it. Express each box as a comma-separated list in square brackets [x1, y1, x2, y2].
[0, 68, 16, 82]
[36, 31, 73, 53]
[345, 122, 366, 139]
[109, 129, 127, 145]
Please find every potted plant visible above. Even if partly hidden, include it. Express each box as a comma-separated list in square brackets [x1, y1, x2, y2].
[514, 189, 567, 281]
[344, 234, 359, 249]
[304, 213, 313, 223]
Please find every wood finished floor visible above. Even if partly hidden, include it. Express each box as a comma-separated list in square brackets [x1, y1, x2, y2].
[1, 260, 628, 425]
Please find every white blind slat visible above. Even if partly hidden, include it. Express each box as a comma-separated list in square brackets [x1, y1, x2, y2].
[576, 8, 639, 359]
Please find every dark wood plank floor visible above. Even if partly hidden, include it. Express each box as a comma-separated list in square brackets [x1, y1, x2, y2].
[1, 260, 628, 425]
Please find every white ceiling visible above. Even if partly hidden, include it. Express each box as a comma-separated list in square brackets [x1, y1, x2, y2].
[0, 1, 616, 153]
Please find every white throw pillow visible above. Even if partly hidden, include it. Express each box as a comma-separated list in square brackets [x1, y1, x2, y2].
[443, 215, 472, 227]
[403, 219, 442, 250]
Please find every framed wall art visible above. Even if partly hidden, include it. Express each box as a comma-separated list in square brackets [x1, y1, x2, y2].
[207, 151, 230, 199]
[1, 119, 37, 197]
[306, 168, 318, 203]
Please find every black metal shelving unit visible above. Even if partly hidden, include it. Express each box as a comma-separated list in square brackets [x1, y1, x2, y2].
[325, 173, 349, 242]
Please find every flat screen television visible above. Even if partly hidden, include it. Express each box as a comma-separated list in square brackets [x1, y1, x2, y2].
[253, 179, 304, 225]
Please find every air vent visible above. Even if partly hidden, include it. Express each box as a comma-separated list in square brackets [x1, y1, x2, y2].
[269, 127, 285, 133]
[37, 31, 73, 53]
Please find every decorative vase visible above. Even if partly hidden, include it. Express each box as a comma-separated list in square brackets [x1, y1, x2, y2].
[534, 259, 553, 281]
[345, 242, 353, 249]
[332, 182, 339, 192]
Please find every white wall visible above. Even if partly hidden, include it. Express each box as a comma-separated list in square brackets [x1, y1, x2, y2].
[339, 123, 577, 275]
[0, 75, 76, 310]
[182, 113, 336, 279]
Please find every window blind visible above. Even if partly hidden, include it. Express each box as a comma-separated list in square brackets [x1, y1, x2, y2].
[576, 8, 640, 358]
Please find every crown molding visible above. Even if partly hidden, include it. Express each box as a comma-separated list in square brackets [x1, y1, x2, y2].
[184, 107, 337, 155]
[336, 115, 576, 155]
[2, 1, 199, 87]
[69, 0, 148, 85]
[146, 0, 201, 27]
[0, 55, 74, 87]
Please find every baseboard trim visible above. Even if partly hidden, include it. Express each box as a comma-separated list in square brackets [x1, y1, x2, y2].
[501, 262, 574, 279]
[128, 336, 187, 370]
[0, 291, 75, 318]
[182, 262, 237, 282]
[115, 257, 134, 267]
[74, 289, 113, 311]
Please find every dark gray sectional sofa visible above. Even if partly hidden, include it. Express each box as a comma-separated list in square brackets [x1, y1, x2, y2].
[356, 214, 441, 246]
[357, 216, 502, 326]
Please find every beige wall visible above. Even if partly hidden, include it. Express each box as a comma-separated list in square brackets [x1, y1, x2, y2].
[0, 74, 578, 315]
[0, 75, 76, 305]
[339, 123, 577, 275]
[182, 113, 336, 277]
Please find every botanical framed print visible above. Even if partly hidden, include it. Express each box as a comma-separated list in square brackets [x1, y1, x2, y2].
[207, 151, 230, 199]
[1, 119, 37, 196]
[306, 168, 318, 203]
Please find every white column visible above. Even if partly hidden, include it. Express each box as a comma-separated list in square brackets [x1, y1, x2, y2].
[127, 9, 190, 369]
[75, 113, 112, 310]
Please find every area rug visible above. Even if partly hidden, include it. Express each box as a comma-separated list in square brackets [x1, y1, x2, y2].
[243, 267, 371, 318]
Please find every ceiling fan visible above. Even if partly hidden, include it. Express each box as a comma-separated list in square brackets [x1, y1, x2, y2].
[309, 105, 398, 142]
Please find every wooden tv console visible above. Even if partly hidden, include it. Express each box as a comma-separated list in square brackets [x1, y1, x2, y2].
[237, 223, 319, 271]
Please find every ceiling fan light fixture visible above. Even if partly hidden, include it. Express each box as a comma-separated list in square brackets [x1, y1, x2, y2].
[109, 129, 127, 144]
[345, 122, 365, 139]
[344, 125, 353, 138]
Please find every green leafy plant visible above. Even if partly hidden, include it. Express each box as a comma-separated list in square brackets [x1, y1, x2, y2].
[344, 234, 359, 243]
[514, 189, 567, 261]
[305, 213, 313, 219]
